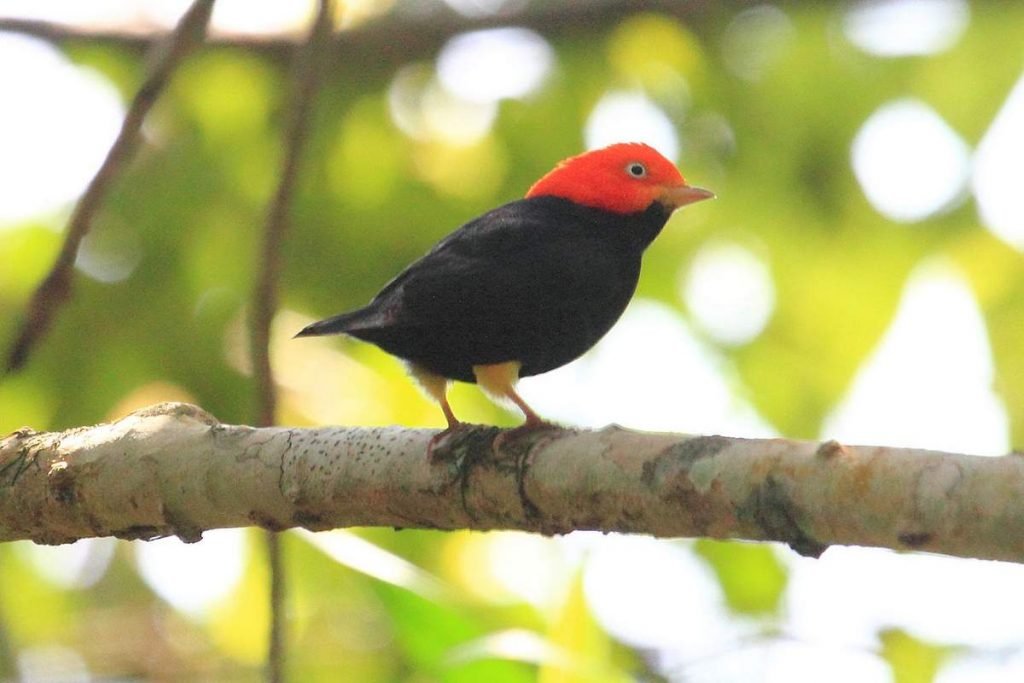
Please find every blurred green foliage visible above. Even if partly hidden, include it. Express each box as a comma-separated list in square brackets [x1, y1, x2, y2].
[2, 1, 1023, 680]
[693, 539, 787, 616]
[880, 629, 952, 683]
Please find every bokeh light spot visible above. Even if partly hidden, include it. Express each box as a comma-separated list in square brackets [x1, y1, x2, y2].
[412, 138, 507, 201]
[19, 538, 116, 589]
[822, 260, 1008, 455]
[844, 0, 969, 57]
[851, 98, 970, 222]
[74, 219, 143, 283]
[583, 536, 740, 657]
[17, 645, 90, 683]
[607, 13, 703, 89]
[682, 241, 775, 346]
[437, 28, 553, 103]
[787, 547, 1024, 652]
[0, 32, 123, 226]
[135, 528, 247, 617]
[972, 71, 1024, 251]
[441, 0, 527, 18]
[721, 5, 796, 81]
[584, 92, 679, 162]
[523, 300, 776, 437]
[485, 532, 565, 608]
[388, 63, 496, 145]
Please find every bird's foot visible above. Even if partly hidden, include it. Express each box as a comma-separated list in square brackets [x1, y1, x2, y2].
[492, 419, 560, 453]
[426, 423, 473, 463]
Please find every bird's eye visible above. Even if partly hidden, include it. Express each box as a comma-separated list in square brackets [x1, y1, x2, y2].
[626, 162, 647, 178]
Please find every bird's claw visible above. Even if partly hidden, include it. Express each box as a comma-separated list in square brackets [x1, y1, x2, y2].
[492, 420, 559, 453]
[426, 423, 471, 462]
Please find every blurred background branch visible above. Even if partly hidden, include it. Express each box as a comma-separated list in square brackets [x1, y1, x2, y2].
[246, 1, 334, 681]
[0, 1, 709, 62]
[2, 0, 215, 374]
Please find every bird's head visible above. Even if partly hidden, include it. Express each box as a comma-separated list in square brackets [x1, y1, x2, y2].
[525, 142, 714, 215]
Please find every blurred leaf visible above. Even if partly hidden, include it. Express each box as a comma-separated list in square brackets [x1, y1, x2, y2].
[879, 628, 950, 683]
[373, 581, 532, 683]
[0, 225, 61, 304]
[606, 13, 706, 91]
[693, 540, 787, 616]
[539, 573, 629, 683]
[0, 543, 78, 643]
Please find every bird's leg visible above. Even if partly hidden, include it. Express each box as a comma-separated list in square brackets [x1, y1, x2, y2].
[504, 385, 544, 427]
[473, 362, 557, 450]
[437, 391, 459, 431]
[408, 363, 464, 460]
[426, 395, 464, 462]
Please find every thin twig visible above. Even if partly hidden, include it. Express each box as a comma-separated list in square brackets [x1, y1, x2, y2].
[0, 0, 709, 71]
[265, 531, 285, 683]
[2, 0, 215, 375]
[249, 0, 333, 427]
[247, 3, 334, 682]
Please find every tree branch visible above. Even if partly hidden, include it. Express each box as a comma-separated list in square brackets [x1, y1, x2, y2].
[3, 0, 215, 374]
[2, 402, 1022, 563]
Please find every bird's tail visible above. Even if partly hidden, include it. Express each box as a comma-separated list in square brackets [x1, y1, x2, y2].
[294, 307, 378, 338]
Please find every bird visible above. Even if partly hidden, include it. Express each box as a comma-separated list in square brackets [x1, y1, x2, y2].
[295, 142, 713, 440]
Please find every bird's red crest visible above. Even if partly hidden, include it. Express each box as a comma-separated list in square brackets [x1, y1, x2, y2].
[525, 143, 688, 215]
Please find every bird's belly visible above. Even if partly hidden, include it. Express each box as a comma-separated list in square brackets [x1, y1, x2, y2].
[362, 285, 635, 383]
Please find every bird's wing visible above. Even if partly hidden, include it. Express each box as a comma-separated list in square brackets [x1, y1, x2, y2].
[371, 199, 627, 332]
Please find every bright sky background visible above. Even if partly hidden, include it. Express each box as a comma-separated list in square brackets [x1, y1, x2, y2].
[3, 0, 1024, 680]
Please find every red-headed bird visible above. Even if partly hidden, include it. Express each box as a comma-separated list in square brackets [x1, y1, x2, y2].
[296, 143, 713, 434]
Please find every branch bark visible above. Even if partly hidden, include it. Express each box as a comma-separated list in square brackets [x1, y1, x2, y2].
[2, 402, 1022, 563]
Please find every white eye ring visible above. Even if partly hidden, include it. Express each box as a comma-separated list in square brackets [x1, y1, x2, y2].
[626, 162, 647, 178]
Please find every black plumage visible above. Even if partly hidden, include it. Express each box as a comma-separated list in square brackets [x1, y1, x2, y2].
[295, 195, 673, 383]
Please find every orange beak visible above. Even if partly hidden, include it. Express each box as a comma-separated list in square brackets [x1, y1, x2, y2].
[659, 184, 715, 210]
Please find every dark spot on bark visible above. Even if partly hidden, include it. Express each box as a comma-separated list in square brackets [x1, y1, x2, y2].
[641, 436, 730, 535]
[643, 435, 730, 488]
[47, 464, 76, 504]
[738, 475, 828, 558]
[293, 510, 326, 529]
[174, 527, 205, 543]
[898, 531, 932, 548]
[112, 525, 164, 541]
[163, 508, 203, 543]
[249, 511, 288, 532]
[32, 532, 79, 545]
